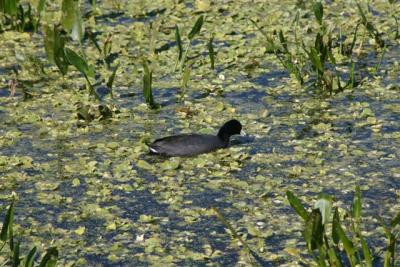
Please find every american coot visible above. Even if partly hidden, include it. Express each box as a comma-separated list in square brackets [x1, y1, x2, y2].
[148, 119, 243, 157]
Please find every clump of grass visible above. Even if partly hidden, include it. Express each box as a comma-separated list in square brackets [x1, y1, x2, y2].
[356, 1, 385, 48]
[286, 186, 400, 266]
[253, 1, 364, 94]
[0, 197, 59, 266]
[0, 0, 45, 32]
[174, 16, 205, 90]
[174, 15, 204, 72]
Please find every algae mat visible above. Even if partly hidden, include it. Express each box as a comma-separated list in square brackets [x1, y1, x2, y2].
[0, 0, 399, 266]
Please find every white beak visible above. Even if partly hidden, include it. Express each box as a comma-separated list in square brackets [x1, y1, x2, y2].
[240, 130, 246, 136]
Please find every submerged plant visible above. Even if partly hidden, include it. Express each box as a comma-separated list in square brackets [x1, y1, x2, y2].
[286, 187, 400, 266]
[0, 197, 59, 266]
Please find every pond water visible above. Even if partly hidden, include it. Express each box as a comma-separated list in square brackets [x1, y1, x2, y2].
[0, 0, 399, 266]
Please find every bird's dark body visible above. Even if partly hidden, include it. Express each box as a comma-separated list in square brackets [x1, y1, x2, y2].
[148, 119, 242, 157]
[149, 134, 227, 157]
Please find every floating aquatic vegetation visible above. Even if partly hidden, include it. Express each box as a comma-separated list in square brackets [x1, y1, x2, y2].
[0, 0, 399, 266]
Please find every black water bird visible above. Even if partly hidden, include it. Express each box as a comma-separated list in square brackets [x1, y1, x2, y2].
[148, 119, 243, 157]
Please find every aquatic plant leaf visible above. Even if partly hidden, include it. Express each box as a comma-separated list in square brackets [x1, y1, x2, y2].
[25, 246, 37, 267]
[361, 236, 372, 267]
[309, 47, 323, 73]
[286, 191, 308, 221]
[61, 0, 84, 41]
[37, 0, 46, 14]
[303, 209, 324, 251]
[43, 24, 55, 63]
[314, 194, 332, 225]
[38, 247, 58, 267]
[13, 240, 20, 267]
[106, 64, 119, 98]
[188, 15, 204, 40]
[0, 0, 18, 16]
[64, 47, 94, 78]
[53, 26, 69, 75]
[43, 24, 68, 74]
[278, 30, 288, 52]
[0, 199, 14, 241]
[327, 247, 343, 267]
[313, 1, 323, 25]
[181, 66, 191, 89]
[383, 231, 396, 266]
[142, 60, 159, 109]
[352, 186, 361, 221]
[175, 25, 182, 60]
[332, 208, 356, 265]
[390, 212, 400, 228]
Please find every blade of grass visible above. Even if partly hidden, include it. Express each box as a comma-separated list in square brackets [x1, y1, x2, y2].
[286, 191, 309, 221]
[106, 64, 119, 99]
[12, 240, 20, 267]
[24, 247, 37, 267]
[0, 199, 15, 242]
[332, 208, 356, 266]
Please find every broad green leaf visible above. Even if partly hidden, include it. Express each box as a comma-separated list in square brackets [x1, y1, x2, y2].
[61, 0, 84, 41]
[53, 25, 69, 75]
[188, 15, 204, 40]
[0, 199, 14, 241]
[61, 0, 75, 30]
[64, 47, 93, 78]
[303, 209, 324, 251]
[25, 247, 37, 267]
[286, 191, 308, 221]
[313, 1, 323, 25]
[314, 194, 332, 225]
